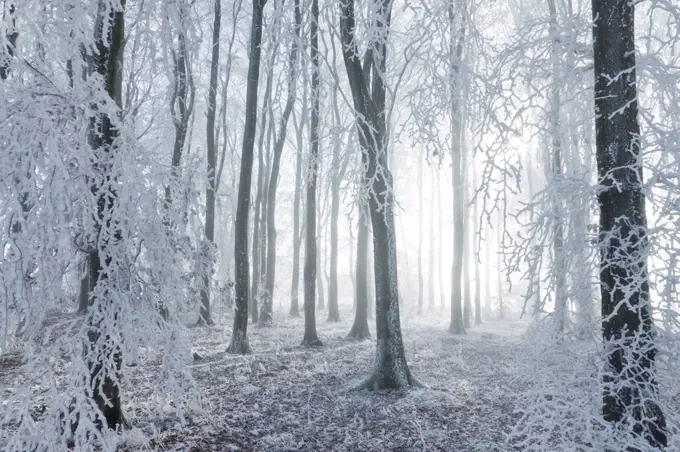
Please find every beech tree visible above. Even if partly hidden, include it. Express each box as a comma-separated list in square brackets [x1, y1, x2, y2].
[593, 0, 666, 445]
[228, 0, 268, 354]
[301, 0, 322, 347]
[84, 0, 127, 429]
[339, 0, 416, 389]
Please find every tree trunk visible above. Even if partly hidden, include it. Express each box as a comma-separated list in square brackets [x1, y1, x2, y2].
[227, 0, 267, 355]
[348, 207, 371, 339]
[340, 0, 416, 389]
[200, 0, 222, 326]
[547, 0, 567, 334]
[316, 225, 326, 310]
[448, 0, 465, 335]
[428, 168, 436, 311]
[463, 183, 471, 328]
[327, 166, 341, 322]
[290, 111, 304, 317]
[262, 0, 302, 325]
[592, 0, 666, 445]
[417, 158, 424, 315]
[437, 171, 446, 311]
[473, 165, 481, 326]
[497, 218, 504, 319]
[86, 0, 126, 430]
[302, 0, 323, 347]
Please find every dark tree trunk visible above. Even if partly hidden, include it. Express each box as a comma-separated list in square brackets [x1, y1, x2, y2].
[592, 0, 666, 446]
[348, 208, 371, 339]
[327, 175, 341, 321]
[301, 0, 322, 347]
[78, 255, 90, 314]
[261, 0, 302, 325]
[200, 0, 222, 327]
[0, 3, 18, 80]
[340, 0, 416, 389]
[228, 0, 267, 355]
[86, 0, 126, 430]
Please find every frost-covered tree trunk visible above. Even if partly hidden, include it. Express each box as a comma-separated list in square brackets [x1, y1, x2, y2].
[228, 0, 267, 355]
[348, 206, 371, 339]
[164, 1, 194, 214]
[302, 0, 322, 346]
[86, 0, 126, 429]
[262, 0, 302, 325]
[547, 0, 567, 333]
[592, 0, 666, 445]
[340, 0, 416, 389]
[0, 2, 17, 80]
[200, 0, 222, 326]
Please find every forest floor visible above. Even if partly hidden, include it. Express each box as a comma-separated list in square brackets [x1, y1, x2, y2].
[119, 303, 531, 451]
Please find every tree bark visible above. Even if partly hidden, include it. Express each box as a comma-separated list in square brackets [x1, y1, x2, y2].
[348, 207, 371, 339]
[290, 109, 304, 317]
[200, 0, 222, 326]
[340, 0, 416, 389]
[592, 0, 666, 445]
[302, 0, 322, 346]
[86, 0, 126, 430]
[227, 0, 267, 355]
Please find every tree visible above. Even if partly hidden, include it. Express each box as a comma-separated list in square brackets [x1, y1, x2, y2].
[290, 88, 308, 317]
[200, 0, 222, 327]
[228, 0, 268, 355]
[301, 0, 322, 347]
[417, 158, 424, 315]
[592, 0, 667, 446]
[0, 2, 17, 80]
[261, 0, 303, 325]
[85, 0, 127, 429]
[348, 207, 371, 339]
[340, 0, 417, 389]
[448, 0, 466, 335]
[547, 0, 567, 333]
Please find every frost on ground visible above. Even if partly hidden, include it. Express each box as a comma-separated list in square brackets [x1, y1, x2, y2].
[116, 306, 529, 451]
[1, 303, 529, 451]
